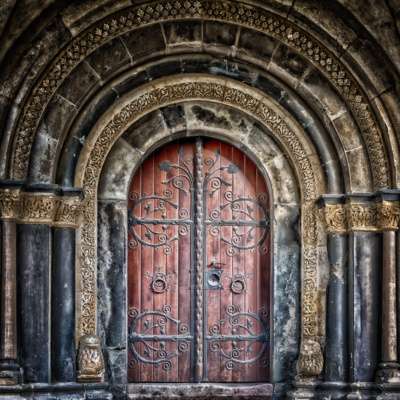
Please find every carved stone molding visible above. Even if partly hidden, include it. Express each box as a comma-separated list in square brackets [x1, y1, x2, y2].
[377, 201, 400, 232]
[20, 193, 57, 224]
[0, 189, 22, 221]
[347, 203, 378, 232]
[76, 334, 105, 383]
[320, 204, 348, 234]
[54, 197, 81, 228]
[296, 340, 324, 380]
[10, 0, 389, 191]
[75, 76, 320, 339]
[0, 188, 82, 226]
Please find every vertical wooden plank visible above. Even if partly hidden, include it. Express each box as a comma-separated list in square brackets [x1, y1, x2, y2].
[219, 141, 233, 383]
[231, 145, 245, 383]
[164, 142, 179, 382]
[127, 165, 142, 382]
[257, 168, 271, 382]
[152, 147, 167, 382]
[204, 140, 221, 382]
[177, 141, 194, 382]
[140, 155, 155, 382]
[244, 155, 258, 382]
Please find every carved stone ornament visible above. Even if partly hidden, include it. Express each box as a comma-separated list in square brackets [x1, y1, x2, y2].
[54, 197, 81, 228]
[296, 340, 323, 381]
[76, 334, 105, 383]
[21, 193, 57, 224]
[377, 201, 400, 231]
[320, 204, 348, 234]
[0, 189, 21, 221]
[347, 203, 378, 232]
[11, 0, 389, 192]
[0, 189, 82, 226]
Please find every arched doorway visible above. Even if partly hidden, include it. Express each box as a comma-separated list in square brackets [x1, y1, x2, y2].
[127, 137, 271, 383]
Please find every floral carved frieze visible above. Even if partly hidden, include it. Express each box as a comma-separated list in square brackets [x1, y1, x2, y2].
[10, 0, 389, 191]
[0, 189, 81, 227]
[320, 200, 400, 233]
[0, 189, 22, 221]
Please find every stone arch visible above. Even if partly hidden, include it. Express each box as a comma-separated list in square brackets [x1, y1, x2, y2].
[5, 0, 391, 193]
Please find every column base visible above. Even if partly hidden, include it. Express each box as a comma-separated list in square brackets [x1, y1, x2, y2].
[0, 362, 21, 385]
[376, 363, 400, 384]
[320, 381, 348, 399]
[286, 379, 321, 399]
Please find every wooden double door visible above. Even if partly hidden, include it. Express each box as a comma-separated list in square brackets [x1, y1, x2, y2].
[127, 138, 270, 383]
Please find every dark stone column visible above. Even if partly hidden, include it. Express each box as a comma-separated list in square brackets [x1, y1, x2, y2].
[0, 180, 24, 385]
[17, 223, 51, 383]
[317, 195, 348, 398]
[375, 190, 400, 385]
[347, 194, 380, 386]
[51, 187, 82, 383]
[17, 184, 58, 383]
[52, 227, 76, 382]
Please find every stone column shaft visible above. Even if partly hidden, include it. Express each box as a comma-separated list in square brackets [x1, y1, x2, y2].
[382, 230, 397, 362]
[325, 233, 348, 382]
[0, 221, 17, 360]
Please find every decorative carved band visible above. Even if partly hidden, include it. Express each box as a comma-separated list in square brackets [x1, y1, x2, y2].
[0, 189, 81, 227]
[320, 201, 400, 233]
[377, 201, 400, 232]
[0, 189, 21, 221]
[54, 198, 81, 228]
[10, 0, 389, 191]
[320, 204, 348, 234]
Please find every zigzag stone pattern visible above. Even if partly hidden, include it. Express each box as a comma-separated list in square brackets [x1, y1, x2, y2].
[11, 0, 389, 190]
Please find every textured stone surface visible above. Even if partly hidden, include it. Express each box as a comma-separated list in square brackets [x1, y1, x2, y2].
[97, 201, 127, 386]
[17, 224, 50, 383]
[122, 109, 170, 154]
[86, 37, 131, 79]
[127, 383, 273, 399]
[57, 61, 100, 106]
[271, 204, 301, 390]
[98, 138, 143, 201]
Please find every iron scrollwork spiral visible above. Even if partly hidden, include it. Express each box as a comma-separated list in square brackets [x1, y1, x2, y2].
[128, 305, 192, 371]
[207, 305, 269, 370]
[128, 146, 194, 256]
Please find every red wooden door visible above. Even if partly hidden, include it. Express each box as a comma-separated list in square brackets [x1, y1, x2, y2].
[127, 138, 270, 383]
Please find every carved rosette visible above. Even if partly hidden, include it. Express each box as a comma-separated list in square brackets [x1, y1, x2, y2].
[320, 204, 348, 234]
[0, 189, 22, 221]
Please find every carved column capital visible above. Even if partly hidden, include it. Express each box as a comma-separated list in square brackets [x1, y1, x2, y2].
[346, 202, 378, 232]
[321, 204, 348, 234]
[377, 201, 400, 232]
[54, 188, 83, 228]
[316, 195, 348, 234]
[0, 189, 22, 221]
[20, 192, 57, 224]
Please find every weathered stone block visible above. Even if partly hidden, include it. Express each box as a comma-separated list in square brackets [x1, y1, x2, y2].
[86, 37, 131, 78]
[57, 61, 99, 106]
[163, 20, 202, 45]
[122, 110, 170, 154]
[121, 24, 165, 60]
